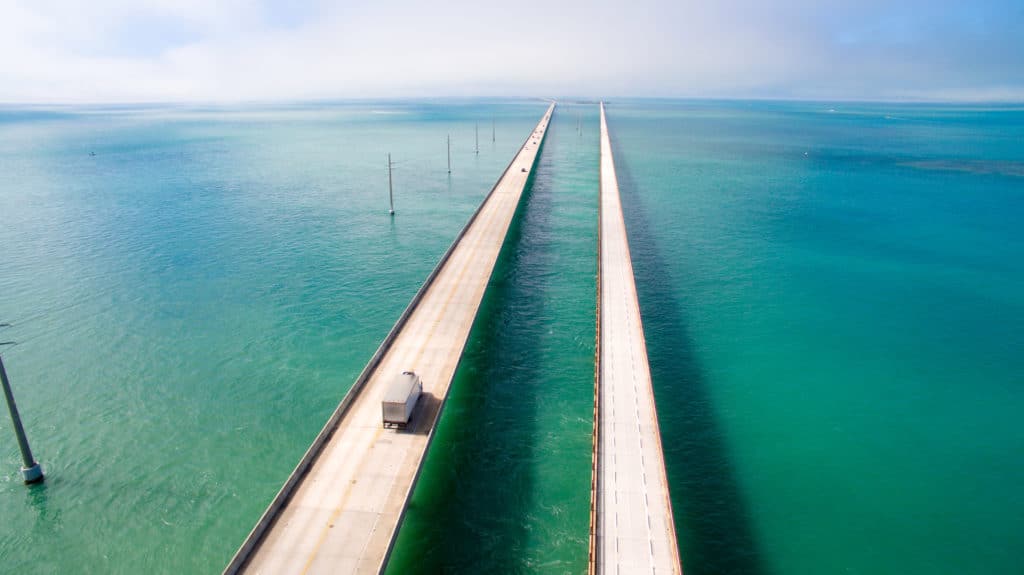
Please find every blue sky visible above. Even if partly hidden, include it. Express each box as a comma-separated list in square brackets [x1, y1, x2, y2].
[1, 0, 1021, 102]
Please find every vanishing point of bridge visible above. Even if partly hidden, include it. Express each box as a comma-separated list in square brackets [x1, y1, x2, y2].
[225, 102, 681, 574]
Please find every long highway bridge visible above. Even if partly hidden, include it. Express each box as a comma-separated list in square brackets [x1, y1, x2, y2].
[225, 102, 682, 574]
[591, 102, 681, 574]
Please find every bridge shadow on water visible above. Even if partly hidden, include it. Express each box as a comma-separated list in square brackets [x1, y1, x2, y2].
[385, 132, 557, 573]
[611, 133, 767, 575]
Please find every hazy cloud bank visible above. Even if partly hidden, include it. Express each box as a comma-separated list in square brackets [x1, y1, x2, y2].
[1, 0, 1021, 102]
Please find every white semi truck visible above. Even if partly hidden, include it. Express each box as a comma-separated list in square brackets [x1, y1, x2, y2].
[382, 371, 422, 429]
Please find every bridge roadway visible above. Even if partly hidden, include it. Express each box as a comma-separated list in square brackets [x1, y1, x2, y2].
[592, 102, 682, 574]
[226, 103, 555, 575]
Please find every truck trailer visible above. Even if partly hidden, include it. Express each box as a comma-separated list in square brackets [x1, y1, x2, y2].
[382, 371, 422, 429]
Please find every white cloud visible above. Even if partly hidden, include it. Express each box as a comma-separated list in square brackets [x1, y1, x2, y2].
[0, 0, 1021, 102]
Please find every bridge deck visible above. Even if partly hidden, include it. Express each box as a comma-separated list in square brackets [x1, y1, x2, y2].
[228, 103, 555, 575]
[594, 102, 682, 574]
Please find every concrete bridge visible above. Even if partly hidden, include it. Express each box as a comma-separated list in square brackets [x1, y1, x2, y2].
[225, 101, 682, 574]
[590, 102, 681, 574]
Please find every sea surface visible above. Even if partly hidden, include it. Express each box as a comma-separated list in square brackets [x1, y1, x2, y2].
[0, 99, 1021, 574]
[387, 103, 597, 574]
[609, 100, 1024, 575]
[0, 100, 557, 573]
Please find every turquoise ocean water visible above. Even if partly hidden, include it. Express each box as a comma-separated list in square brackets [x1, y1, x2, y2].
[609, 100, 1024, 574]
[1, 99, 1022, 574]
[0, 100, 552, 572]
[387, 103, 597, 574]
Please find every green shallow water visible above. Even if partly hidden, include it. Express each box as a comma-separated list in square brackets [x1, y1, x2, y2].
[0, 100, 549, 573]
[609, 100, 1024, 575]
[386, 104, 597, 574]
[1, 99, 1022, 575]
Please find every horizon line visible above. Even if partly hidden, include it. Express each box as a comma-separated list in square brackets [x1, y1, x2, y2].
[3, 94, 1024, 108]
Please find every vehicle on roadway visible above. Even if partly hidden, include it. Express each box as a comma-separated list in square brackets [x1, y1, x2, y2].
[382, 370, 422, 429]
